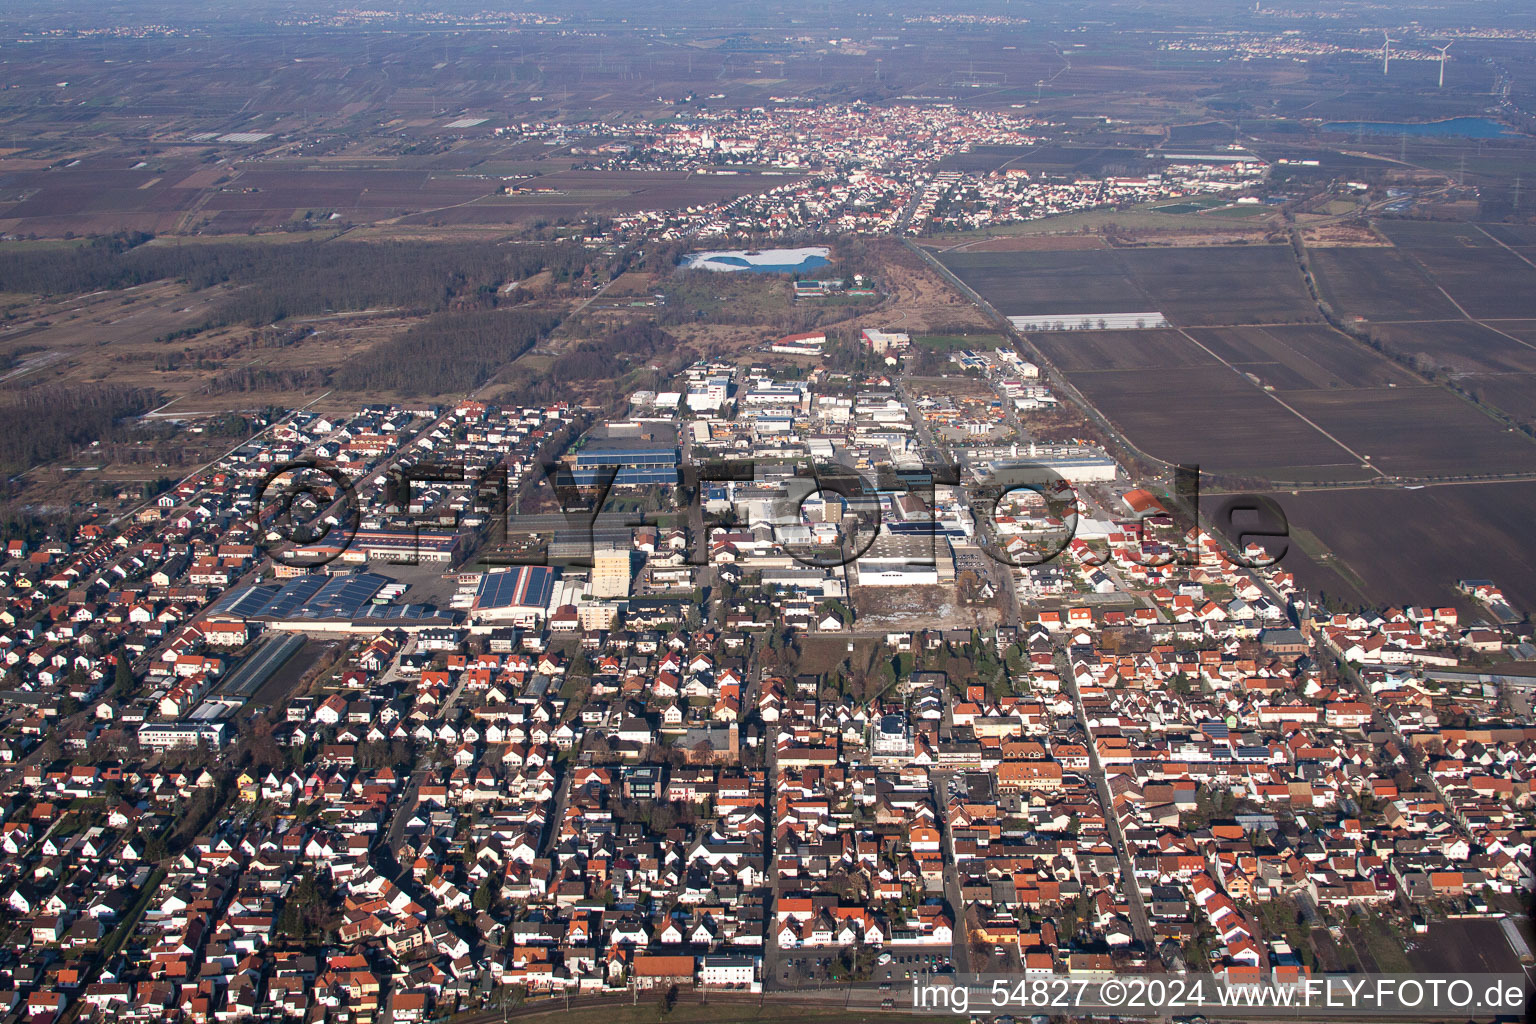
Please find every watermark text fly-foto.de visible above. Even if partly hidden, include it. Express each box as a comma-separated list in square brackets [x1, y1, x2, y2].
[909, 972, 1527, 1016]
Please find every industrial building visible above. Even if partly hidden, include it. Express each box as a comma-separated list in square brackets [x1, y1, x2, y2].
[137, 721, 229, 750]
[470, 566, 558, 627]
[287, 528, 461, 565]
[571, 436, 680, 487]
[969, 443, 1120, 484]
[861, 327, 911, 353]
[210, 571, 390, 621]
[350, 529, 461, 564]
[853, 534, 955, 587]
[205, 572, 457, 633]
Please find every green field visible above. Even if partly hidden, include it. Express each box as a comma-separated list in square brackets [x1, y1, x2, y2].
[1203, 203, 1271, 218]
[1152, 197, 1228, 214]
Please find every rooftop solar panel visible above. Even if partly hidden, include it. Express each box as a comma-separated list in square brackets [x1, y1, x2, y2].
[207, 583, 283, 619]
[264, 575, 329, 619]
[474, 566, 555, 609]
[218, 571, 393, 621]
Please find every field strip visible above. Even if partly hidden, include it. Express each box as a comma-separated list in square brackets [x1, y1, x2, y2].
[1205, 472, 1536, 496]
[1393, 245, 1478, 319]
[1247, 323, 1364, 384]
[1473, 223, 1536, 272]
[1388, 244, 1536, 356]
[1176, 320, 1321, 328]
[1173, 327, 1388, 479]
[1473, 320, 1536, 354]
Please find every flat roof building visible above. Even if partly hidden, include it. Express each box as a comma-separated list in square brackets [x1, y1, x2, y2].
[470, 566, 558, 627]
[572, 437, 679, 487]
[591, 546, 633, 599]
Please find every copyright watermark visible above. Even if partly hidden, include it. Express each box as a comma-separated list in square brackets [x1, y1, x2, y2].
[253, 456, 1290, 573]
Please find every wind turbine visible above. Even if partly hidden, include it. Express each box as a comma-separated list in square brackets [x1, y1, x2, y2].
[1381, 30, 1399, 76]
[1436, 41, 1453, 87]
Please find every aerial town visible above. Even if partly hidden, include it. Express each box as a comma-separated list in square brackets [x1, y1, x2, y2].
[505, 103, 1270, 240]
[0, 326, 1530, 1023]
[2, 0, 1536, 1022]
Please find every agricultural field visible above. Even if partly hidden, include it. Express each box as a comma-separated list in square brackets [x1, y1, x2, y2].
[1186, 325, 1421, 391]
[196, 168, 494, 233]
[1374, 220, 1503, 249]
[1112, 246, 1318, 327]
[934, 144, 1036, 174]
[1057, 364, 1376, 483]
[396, 170, 801, 227]
[0, 160, 801, 235]
[1027, 327, 1207, 374]
[1309, 246, 1462, 322]
[1407, 919, 1526, 977]
[1029, 324, 1536, 482]
[1367, 320, 1536, 375]
[1360, 319, 1536, 428]
[939, 244, 1318, 328]
[945, 240, 1536, 485]
[1262, 482, 1536, 616]
[1465, 373, 1536, 430]
[1479, 223, 1536, 248]
[938, 249, 1152, 318]
[1282, 387, 1536, 479]
[1406, 245, 1536, 320]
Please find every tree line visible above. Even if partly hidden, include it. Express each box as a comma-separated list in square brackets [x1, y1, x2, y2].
[331, 308, 559, 396]
[0, 234, 593, 328]
[0, 384, 159, 478]
[550, 322, 677, 381]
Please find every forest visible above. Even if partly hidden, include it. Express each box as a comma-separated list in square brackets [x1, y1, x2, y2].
[0, 384, 160, 479]
[0, 234, 593, 328]
[550, 322, 678, 381]
[331, 308, 559, 396]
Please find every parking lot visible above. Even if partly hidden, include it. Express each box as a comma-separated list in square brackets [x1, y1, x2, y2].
[776, 946, 955, 989]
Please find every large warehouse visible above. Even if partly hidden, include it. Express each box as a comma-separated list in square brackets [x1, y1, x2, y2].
[853, 534, 956, 587]
[204, 571, 458, 633]
[469, 566, 559, 627]
[571, 435, 679, 487]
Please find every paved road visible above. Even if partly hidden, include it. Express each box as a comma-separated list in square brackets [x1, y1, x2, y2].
[928, 769, 972, 975]
[762, 673, 784, 991]
[379, 768, 428, 881]
[538, 758, 573, 858]
[1057, 650, 1157, 949]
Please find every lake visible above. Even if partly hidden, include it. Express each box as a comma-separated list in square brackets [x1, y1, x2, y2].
[1322, 117, 1520, 139]
[682, 246, 832, 274]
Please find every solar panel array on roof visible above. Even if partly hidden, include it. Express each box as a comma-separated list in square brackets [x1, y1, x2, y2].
[474, 566, 555, 609]
[211, 572, 391, 621]
[263, 575, 331, 619]
[291, 573, 391, 618]
[353, 604, 457, 625]
[207, 583, 283, 620]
